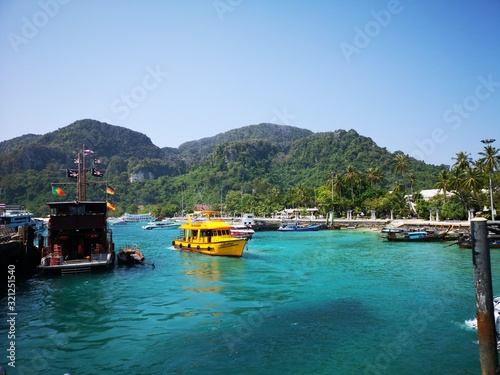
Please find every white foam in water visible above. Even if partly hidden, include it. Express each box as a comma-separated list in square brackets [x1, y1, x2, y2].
[464, 319, 478, 329]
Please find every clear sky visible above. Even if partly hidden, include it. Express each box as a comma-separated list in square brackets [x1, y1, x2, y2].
[1, 0, 499, 166]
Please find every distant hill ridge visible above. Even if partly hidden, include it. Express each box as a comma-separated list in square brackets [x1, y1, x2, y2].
[0, 119, 445, 216]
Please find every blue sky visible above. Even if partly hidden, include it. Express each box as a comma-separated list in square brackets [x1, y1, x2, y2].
[1, 0, 499, 166]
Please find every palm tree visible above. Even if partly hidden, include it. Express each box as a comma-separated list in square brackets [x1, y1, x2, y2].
[478, 144, 500, 219]
[462, 167, 485, 201]
[366, 167, 384, 188]
[332, 173, 344, 198]
[435, 170, 451, 203]
[452, 151, 472, 172]
[343, 165, 361, 205]
[448, 166, 470, 212]
[394, 154, 409, 192]
[407, 172, 416, 196]
[391, 181, 403, 193]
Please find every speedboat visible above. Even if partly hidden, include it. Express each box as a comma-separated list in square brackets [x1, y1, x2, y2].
[230, 224, 255, 239]
[142, 219, 180, 230]
[117, 244, 145, 264]
[172, 211, 248, 257]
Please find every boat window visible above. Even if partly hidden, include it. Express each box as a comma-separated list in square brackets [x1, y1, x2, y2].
[69, 206, 86, 215]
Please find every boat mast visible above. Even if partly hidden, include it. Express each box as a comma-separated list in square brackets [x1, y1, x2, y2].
[77, 146, 82, 201]
[77, 144, 87, 201]
[82, 144, 87, 201]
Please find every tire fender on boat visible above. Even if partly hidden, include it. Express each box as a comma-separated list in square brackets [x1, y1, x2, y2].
[188, 244, 191, 248]
[197, 246, 200, 250]
[207, 246, 211, 251]
[172, 240, 175, 246]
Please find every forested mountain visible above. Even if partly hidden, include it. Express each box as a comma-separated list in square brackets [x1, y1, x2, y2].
[176, 123, 313, 163]
[0, 119, 450, 217]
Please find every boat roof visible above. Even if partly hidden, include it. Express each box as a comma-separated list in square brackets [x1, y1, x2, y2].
[47, 201, 107, 215]
[47, 200, 106, 206]
[182, 211, 231, 229]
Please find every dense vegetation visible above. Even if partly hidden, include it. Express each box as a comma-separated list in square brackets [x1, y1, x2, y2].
[0, 119, 498, 221]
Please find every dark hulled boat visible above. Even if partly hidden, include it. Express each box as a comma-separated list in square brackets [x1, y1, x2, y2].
[386, 230, 448, 242]
[39, 145, 115, 274]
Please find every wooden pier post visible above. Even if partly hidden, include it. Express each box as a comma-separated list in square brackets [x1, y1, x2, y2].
[471, 217, 499, 374]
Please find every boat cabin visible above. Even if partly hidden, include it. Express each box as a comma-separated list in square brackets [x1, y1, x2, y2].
[44, 201, 114, 264]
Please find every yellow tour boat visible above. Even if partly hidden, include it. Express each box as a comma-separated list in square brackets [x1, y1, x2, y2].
[172, 211, 248, 257]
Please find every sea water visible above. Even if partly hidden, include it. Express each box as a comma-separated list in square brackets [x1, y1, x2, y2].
[2, 224, 498, 375]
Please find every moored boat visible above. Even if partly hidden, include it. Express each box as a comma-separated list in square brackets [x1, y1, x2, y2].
[38, 145, 115, 274]
[457, 235, 500, 249]
[380, 226, 407, 238]
[386, 229, 448, 242]
[278, 221, 321, 231]
[172, 211, 248, 257]
[122, 212, 155, 223]
[230, 224, 255, 239]
[108, 217, 127, 226]
[0, 206, 43, 232]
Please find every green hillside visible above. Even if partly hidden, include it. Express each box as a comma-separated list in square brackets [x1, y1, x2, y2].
[1, 118, 491, 221]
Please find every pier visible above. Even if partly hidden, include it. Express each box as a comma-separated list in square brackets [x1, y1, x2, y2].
[0, 225, 41, 291]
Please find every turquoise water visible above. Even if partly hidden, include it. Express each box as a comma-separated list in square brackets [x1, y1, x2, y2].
[2, 224, 499, 374]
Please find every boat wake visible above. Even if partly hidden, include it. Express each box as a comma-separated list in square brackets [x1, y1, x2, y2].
[464, 319, 478, 330]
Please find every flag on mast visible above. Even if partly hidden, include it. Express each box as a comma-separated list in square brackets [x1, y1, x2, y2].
[106, 186, 115, 195]
[52, 186, 66, 197]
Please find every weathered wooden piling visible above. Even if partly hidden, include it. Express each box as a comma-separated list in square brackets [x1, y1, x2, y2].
[471, 218, 499, 374]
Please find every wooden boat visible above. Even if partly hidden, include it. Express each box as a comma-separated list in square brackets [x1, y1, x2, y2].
[117, 244, 145, 264]
[278, 221, 321, 231]
[172, 211, 247, 257]
[386, 230, 448, 242]
[380, 226, 407, 238]
[457, 235, 500, 249]
[39, 145, 115, 274]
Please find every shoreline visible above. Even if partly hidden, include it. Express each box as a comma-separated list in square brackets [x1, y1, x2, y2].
[249, 217, 471, 232]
